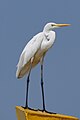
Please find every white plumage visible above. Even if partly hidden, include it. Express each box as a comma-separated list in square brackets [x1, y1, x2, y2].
[16, 22, 70, 79]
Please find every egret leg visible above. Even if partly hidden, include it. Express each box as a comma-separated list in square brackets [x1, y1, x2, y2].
[40, 57, 46, 111]
[24, 58, 33, 109]
[25, 68, 31, 108]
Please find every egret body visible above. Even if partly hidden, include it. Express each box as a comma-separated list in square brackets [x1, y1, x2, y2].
[16, 22, 70, 111]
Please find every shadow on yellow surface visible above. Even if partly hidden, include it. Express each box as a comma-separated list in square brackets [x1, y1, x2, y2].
[15, 106, 79, 120]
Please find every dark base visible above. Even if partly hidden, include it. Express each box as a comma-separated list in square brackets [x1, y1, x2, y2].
[21, 106, 56, 114]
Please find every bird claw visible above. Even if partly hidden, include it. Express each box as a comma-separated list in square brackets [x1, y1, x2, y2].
[21, 106, 56, 114]
[42, 109, 56, 114]
[21, 106, 28, 109]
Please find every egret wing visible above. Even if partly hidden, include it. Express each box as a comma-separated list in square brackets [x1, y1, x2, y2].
[16, 32, 44, 78]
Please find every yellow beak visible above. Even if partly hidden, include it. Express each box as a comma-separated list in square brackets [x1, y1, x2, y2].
[55, 24, 71, 27]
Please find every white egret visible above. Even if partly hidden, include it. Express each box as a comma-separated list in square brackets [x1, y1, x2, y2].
[16, 22, 70, 111]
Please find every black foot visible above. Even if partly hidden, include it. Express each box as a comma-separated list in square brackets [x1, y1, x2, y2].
[21, 106, 28, 109]
[42, 109, 50, 113]
[42, 109, 46, 112]
[42, 109, 56, 114]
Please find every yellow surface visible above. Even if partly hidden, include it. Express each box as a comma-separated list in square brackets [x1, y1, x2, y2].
[16, 106, 79, 120]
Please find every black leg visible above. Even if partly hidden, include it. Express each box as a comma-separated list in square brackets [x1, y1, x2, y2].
[41, 58, 46, 111]
[25, 71, 31, 108]
[24, 61, 32, 109]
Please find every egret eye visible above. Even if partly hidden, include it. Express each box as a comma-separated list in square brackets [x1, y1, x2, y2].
[51, 24, 55, 27]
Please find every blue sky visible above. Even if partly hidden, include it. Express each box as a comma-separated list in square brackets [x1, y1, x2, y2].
[0, 0, 80, 119]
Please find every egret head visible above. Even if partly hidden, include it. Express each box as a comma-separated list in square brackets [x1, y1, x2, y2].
[43, 22, 70, 32]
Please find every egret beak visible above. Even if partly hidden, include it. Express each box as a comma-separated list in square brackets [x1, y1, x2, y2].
[55, 24, 71, 27]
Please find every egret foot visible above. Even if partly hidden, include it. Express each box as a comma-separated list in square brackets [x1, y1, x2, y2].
[42, 109, 56, 114]
[21, 106, 28, 109]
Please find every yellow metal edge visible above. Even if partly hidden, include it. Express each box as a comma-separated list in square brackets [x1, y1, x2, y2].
[16, 106, 27, 120]
[15, 106, 79, 120]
